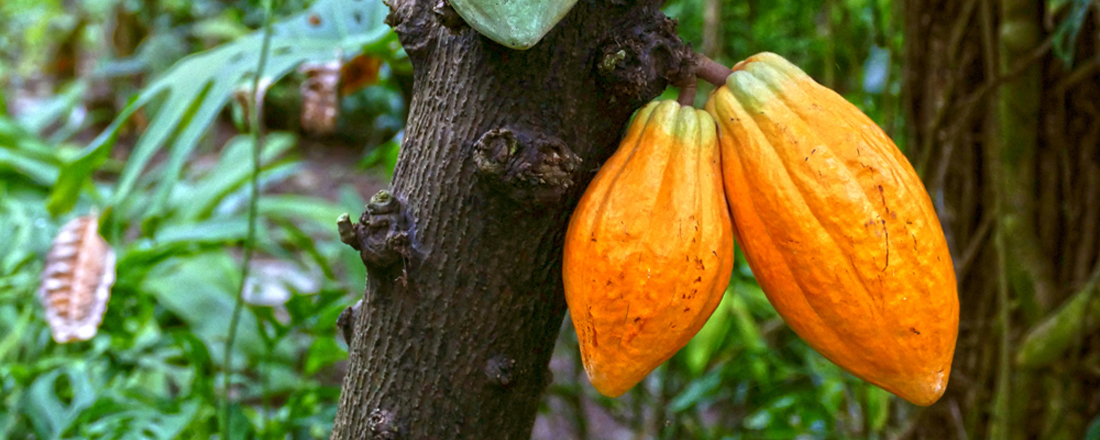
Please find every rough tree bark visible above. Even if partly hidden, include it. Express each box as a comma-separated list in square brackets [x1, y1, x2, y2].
[903, 0, 1099, 438]
[331, 1, 693, 438]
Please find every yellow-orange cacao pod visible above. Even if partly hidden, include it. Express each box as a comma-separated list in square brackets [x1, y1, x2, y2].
[564, 100, 735, 398]
[706, 53, 959, 406]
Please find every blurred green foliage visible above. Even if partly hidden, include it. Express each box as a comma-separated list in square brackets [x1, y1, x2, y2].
[2, 0, 914, 438]
[1, 109, 370, 438]
[664, 0, 906, 148]
[1, 0, 402, 438]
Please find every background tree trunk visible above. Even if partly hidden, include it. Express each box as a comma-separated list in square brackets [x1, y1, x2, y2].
[330, 1, 692, 438]
[904, 0, 1100, 438]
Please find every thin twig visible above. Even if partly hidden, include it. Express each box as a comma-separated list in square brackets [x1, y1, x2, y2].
[1054, 58, 1100, 92]
[949, 398, 970, 440]
[948, 0, 981, 63]
[915, 0, 977, 177]
[922, 1, 1056, 182]
[979, 3, 1013, 438]
[991, 227, 1012, 440]
[956, 215, 994, 280]
[955, 33, 1055, 114]
[223, 0, 275, 437]
[888, 407, 924, 440]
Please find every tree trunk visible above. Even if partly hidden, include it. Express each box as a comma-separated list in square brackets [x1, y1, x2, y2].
[331, 1, 692, 438]
[903, 0, 1100, 438]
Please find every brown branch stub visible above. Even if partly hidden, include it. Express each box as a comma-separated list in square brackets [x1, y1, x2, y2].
[432, 0, 464, 30]
[337, 299, 362, 345]
[595, 12, 693, 108]
[368, 408, 400, 439]
[354, 190, 413, 270]
[385, 0, 434, 62]
[473, 127, 581, 208]
[337, 213, 360, 250]
[484, 354, 517, 388]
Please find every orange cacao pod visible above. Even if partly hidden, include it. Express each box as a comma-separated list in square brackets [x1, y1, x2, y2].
[706, 53, 959, 406]
[564, 100, 735, 397]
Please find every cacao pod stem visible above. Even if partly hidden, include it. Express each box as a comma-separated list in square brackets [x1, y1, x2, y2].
[695, 54, 733, 86]
[677, 78, 698, 106]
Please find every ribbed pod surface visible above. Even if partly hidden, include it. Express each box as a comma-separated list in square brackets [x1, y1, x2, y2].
[564, 100, 734, 397]
[706, 53, 959, 406]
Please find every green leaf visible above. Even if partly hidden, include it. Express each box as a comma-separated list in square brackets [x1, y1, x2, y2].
[0, 116, 68, 188]
[732, 284, 767, 351]
[259, 195, 348, 230]
[358, 132, 402, 176]
[669, 369, 723, 412]
[865, 385, 891, 432]
[0, 308, 34, 363]
[1048, 0, 1091, 67]
[1085, 414, 1100, 440]
[15, 82, 88, 135]
[1017, 280, 1100, 368]
[23, 363, 100, 440]
[304, 338, 346, 374]
[153, 217, 251, 245]
[142, 252, 265, 365]
[170, 133, 296, 222]
[681, 287, 734, 376]
[47, 92, 139, 217]
[78, 395, 199, 440]
[0, 148, 59, 187]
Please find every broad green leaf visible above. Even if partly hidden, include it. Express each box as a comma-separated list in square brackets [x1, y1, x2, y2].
[24, 363, 100, 440]
[76, 390, 199, 440]
[0, 148, 60, 186]
[0, 116, 69, 187]
[142, 252, 265, 366]
[259, 195, 348, 230]
[153, 217, 250, 245]
[169, 133, 297, 222]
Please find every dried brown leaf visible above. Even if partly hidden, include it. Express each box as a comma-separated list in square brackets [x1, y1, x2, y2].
[38, 215, 116, 343]
[300, 59, 342, 135]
